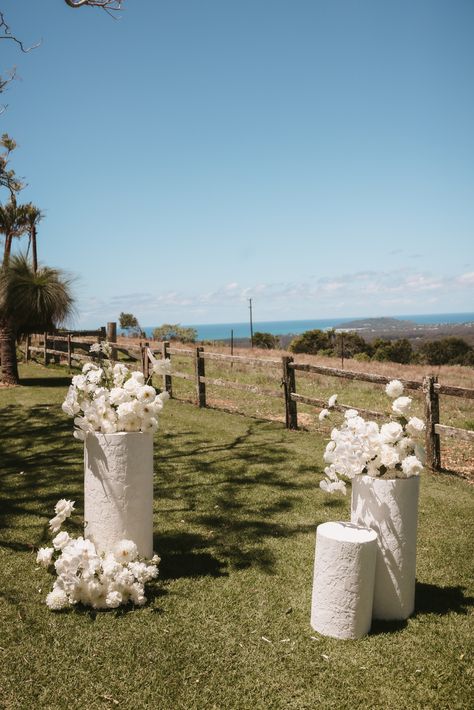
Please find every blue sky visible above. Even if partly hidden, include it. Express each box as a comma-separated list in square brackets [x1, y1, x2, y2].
[2, 0, 473, 327]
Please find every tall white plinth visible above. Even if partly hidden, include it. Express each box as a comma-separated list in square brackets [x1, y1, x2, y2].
[311, 521, 378, 640]
[351, 475, 420, 621]
[84, 432, 154, 558]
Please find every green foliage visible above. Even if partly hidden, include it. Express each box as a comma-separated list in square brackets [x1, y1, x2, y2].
[119, 312, 142, 337]
[372, 338, 413, 364]
[419, 337, 474, 366]
[152, 323, 197, 343]
[289, 329, 331, 354]
[253, 331, 280, 349]
[0, 253, 74, 336]
[353, 352, 371, 362]
[335, 331, 371, 358]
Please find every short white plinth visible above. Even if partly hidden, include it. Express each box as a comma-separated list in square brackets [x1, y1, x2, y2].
[84, 432, 154, 558]
[351, 475, 420, 621]
[311, 521, 378, 640]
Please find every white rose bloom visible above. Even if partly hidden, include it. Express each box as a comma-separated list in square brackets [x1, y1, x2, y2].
[71, 374, 87, 391]
[392, 396, 412, 417]
[114, 539, 138, 563]
[319, 408, 330, 421]
[401, 455, 423, 477]
[45, 587, 69, 611]
[55, 499, 75, 518]
[109, 387, 132, 406]
[157, 391, 170, 403]
[113, 363, 129, 386]
[385, 380, 404, 398]
[151, 554, 161, 565]
[123, 378, 141, 396]
[106, 590, 123, 608]
[137, 385, 156, 403]
[141, 417, 159, 433]
[129, 581, 146, 606]
[380, 421, 404, 444]
[328, 394, 338, 408]
[380, 444, 400, 469]
[49, 514, 65, 533]
[52, 531, 71, 551]
[100, 417, 118, 434]
[344, 409, 359, 419]
[406, 417, 425, 436]
[36, 547, 55, 566]
[131, 371, 145, 385]
[320, 479, 346, 494]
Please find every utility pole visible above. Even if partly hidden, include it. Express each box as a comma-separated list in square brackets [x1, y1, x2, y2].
[249, 298, 254, 348]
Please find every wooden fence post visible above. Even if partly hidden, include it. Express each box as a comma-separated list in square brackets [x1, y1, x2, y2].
[282, 355, 298, 429]
[43, 332, 48, 366]
[25, 335, 31, 363]
[195, 346, 206, 407]
[67, 334, 72, 368]
[107, 321, 117, 360]
[423, 375, 441, 471]
[162, 341, 173, 397]
[141, 342, 150, 379]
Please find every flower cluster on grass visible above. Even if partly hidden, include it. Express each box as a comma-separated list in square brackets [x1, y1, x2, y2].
[36, 500, 160, 611]
[319, 380, 426, 495]
[62, 342, 171, 439]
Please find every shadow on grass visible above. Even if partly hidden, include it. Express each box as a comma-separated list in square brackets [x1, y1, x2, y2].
[370, 581, 474, 635]
[415, 581, 474, 615]
[19, 377, 72, 388]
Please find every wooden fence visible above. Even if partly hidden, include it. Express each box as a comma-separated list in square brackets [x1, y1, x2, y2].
[23, 333, 474, 474]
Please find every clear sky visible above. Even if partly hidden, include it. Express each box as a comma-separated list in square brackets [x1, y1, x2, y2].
[2, 0, 473, 327]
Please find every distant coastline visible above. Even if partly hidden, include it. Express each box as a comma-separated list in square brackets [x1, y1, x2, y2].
[142, 312, 474, 342]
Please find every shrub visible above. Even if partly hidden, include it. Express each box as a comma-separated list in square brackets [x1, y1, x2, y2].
[253, 332, 280, 349]
[289, 329, 331, 354]
[152, 323, 197, 343]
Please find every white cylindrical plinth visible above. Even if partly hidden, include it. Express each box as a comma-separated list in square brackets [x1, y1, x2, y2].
[351, 475, 420, 621]
[311, 521, 378, 640]
[84, 432, 154, 558]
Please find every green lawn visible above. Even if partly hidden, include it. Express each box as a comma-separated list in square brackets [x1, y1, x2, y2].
[1, 363, 473, 709]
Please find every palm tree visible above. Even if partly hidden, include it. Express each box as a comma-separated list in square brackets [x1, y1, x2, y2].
[0, 254, 74, 384]
[23, 203, 44, 273]
[0, 198, 29, 266]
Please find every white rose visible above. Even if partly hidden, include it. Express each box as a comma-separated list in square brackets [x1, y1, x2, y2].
[406, 417, 425, 437]
[45, 587, 70, 611]
[385, 380, 404, 398]
[328, 394, 338, 408]
[52, 531, 71, 550]
[319, 408, 329, 421]
[380, 421, 404, 444]
[137, 385, 157, 403]
[36, 547, 54, 566]
[401, 455, 423, 477]
[114, 539, 138, 563]
[380, 444, 400, 469]
[392, 396, 412, 417]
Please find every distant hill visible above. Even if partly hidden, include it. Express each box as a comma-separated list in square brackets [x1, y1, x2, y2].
[336, 317, 416, 330]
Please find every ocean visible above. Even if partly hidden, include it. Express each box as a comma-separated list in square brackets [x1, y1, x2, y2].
[142, 312, 474, 342]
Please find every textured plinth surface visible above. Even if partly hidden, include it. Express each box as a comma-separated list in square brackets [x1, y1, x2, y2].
[84, 432, 154, 557]
[351, 475, 420, 621]
[311, 521, 378, 640]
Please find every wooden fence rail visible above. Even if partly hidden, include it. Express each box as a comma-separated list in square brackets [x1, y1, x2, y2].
[23, 333, 474, 474]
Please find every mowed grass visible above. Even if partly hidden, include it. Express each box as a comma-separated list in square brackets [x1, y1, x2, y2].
[1, 363, 473, 710]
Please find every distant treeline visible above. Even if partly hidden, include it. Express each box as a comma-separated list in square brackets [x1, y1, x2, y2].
[285, 329, 474, 366]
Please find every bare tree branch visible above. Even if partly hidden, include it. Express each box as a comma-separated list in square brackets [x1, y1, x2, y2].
[64, 0, 124, 10]
[0, 11, 41, 53]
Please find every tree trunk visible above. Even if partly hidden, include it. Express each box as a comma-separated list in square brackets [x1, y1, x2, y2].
[0, 317, 19, 384]
[32, 225, 38, 273]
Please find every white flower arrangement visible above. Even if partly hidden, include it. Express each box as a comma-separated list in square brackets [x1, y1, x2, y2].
[319, 379, 426, 495]
[36, 500, 160, 611]
[62, 342, 171, 440]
